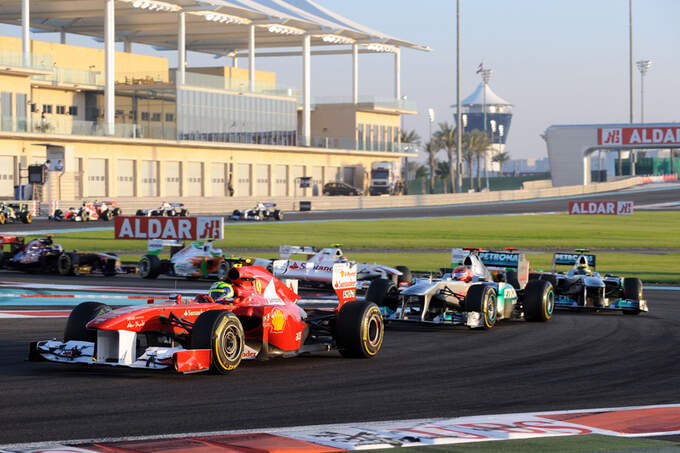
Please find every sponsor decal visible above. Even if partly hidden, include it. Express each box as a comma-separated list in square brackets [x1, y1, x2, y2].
[114, 216, 224, 240]
[478, 252, 519, 266]
[554, 254, 596, 266]
[598, 126, 680, 146]
[342, 289, 356, 300]
[569, 201, 633, 215]
[271, 308, 286, 332]
[183, 309, 204, 317]
[332, 263, 357, 289]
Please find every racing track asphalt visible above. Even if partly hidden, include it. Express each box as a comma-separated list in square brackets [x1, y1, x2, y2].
[1, 183, 679, 234]
[0, 289, 677, 445]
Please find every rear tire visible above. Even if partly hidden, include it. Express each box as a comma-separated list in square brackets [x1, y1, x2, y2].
[63, 301, 112, 342]
[139, 254, 161, 279]
[191, 310, 244, 374]
[0, 212, 5, 224]
[274, 210, 283, 221]
[57, 253, 75, 276]
[365, 278, 399, 312]
[217, 260, 232, 281]
[463, 285, 497, 329]
[335, 301, 384, 358]
[22, 212, 33, 224]
[524, 280, 554, 322]
[395, 265, 412, 284]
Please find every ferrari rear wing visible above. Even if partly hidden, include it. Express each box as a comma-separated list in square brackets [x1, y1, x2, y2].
[331, 262, 357, 309]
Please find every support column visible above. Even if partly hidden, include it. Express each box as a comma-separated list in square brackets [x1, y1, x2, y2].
[60, 30, 66, 45]
[104, 0, 115, 136]
[352, 43, 358, 104]
[177, 11, 186, 85]
[124, 39, 131, 53]
[249, 24, 255, 91]
[21, 0, 30, 66]
[302, 34, 311, 146]
[394, 48, 401, 100]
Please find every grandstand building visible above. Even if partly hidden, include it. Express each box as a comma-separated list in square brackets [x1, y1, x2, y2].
[0, 0, 428, 201]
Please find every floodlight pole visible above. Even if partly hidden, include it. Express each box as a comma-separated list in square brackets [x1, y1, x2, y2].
[480, 68, 492, 192]
[629, 0, 636, 176]
[455, 0, 462, 193]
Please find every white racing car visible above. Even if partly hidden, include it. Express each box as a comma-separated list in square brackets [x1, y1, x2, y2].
[272, 244, 410, 291]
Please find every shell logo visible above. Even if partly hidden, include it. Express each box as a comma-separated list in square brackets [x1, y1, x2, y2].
[271, 308, 286, 332]
[255, 279, 263, 294]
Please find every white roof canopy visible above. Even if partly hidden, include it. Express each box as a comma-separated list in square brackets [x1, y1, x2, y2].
[460, 82, 512, 106]
[0, 0, 430, 56]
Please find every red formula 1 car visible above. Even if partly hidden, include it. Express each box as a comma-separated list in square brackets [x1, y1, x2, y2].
[29, 262, 384, 374]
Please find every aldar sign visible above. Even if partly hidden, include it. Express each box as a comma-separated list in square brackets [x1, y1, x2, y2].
[598, 127, 680, 146]
[569, 200, 633, 215]
[114, 216, 224, 240]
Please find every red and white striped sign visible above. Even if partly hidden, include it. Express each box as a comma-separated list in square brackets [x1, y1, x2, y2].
[114, 216, 223, 240]
[569, 200, 633, 215]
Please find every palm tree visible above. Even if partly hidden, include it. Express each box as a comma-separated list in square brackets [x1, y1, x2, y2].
[433, 122, 459, 193]
[462, 130, 489, 191]
[435, 159, 450, 179]
[493, 151, 511, 176]
[400, 129, 421, 194]
[425, 139, 438, 194]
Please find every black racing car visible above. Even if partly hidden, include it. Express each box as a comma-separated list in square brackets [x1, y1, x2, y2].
[136, 202, 189, 217]
[231, 202, 283, 221]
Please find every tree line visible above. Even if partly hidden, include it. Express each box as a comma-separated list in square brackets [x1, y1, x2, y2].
[402, 124, 511, 193]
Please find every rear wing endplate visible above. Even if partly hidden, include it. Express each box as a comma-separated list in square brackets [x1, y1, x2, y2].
[552, 253, 596, 271]
[279, 245, 318, 260]
[331, 262, 357, 309]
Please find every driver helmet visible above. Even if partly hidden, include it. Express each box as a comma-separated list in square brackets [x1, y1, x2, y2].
[453, 265, 474, 282]
[576, 263, 591, 275]
[209, 281, 235, 302]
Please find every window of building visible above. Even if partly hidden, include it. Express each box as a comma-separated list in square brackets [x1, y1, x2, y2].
[151, 113, 161, 122]
[56, 106, 66, 115]
[42, 104, 52, 114]
[68, 106, 78, 116]
[165, 113, 174, 122]
[141, 112, 150, 121]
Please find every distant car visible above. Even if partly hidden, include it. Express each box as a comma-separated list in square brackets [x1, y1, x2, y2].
[323, 182, 362, 196]
[529, 249, 647, 315]
[231, 202, 283, 221]
[136, 202, 189, 217]
[92, 201, 122, 221]
[0, 202, 33, 224]
[50, 202, 101, 222]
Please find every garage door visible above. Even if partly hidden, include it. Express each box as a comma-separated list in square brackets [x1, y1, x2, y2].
[87, 158, 107, 197]
[254, 164, 269, 197]
[117, 160, 135, 197]
[211, 163, 227, 197]
[236, 163, 250, 197]
[165, 161, 181, 197]
[291, 165, 305, 197]
[0, 156, 14, 198]
[272, 165, 287, 196]
[186, 162, 203, 196]
[309, 166, 323, 196]
[141, 161, 158, 197]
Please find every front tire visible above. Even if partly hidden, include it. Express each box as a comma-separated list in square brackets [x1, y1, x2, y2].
[22, 212, 33, 224]
[191, 310, 244, 374]
[622, 277, 643, 315]
[335, 301, 384, 358]
[523, 280, 554, 322]
[139, 254, 161, 279]
[274, 210, 283, 221]
[464, 285, 497, 329]
[365, 278, 399, 312]
[63, 302, 112, 342]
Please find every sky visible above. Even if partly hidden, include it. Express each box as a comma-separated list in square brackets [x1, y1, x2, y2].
[1, 0, 678, 161]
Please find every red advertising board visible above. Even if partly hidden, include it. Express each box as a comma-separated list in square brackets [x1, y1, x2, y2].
[114, 216, 224, 240]
[598, 127, 680, 146]
[568, 200, 633, 215]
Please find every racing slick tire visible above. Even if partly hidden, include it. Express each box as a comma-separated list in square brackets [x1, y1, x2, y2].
[102, 258, 117, 277]
[622, 277, 644, 315]
[395, 265, 412, 284]
[232, 209, 241, 219]
[274, 210, 283, 221]
[191, 310, 244, 374]
[57, 253, 77, 276]
[135, 209, 144, 216]
[113, 207, 122, 216]
[463, 285, 497, 329]
[257, 211, 264, 221]
[217, 260, 232, 281]
[81, 210, 89, 222]
[523, 280, 554, 322]
[366, 278, 400, 312]
[101, 210, 113, 221]
[335, 301, 384, 358]
[63, 301, 112, 342]
[21, 212, 33, 224]
[0, 212, 5, 224]
[139, 254, 162, 279]
[180, 208, 189, 216]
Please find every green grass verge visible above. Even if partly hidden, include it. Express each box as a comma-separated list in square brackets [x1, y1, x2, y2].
[363, 434, 679, 453]
[14, 212, 680, 283]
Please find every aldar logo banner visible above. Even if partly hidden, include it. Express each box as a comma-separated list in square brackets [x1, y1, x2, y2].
[569, 201, 633, 215]
[114, 216, 224, 240]
[598, 127, 680, 146]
